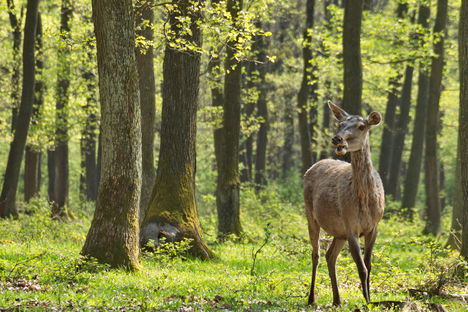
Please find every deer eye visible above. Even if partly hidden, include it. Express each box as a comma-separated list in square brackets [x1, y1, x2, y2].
[358, 124, 365, 131]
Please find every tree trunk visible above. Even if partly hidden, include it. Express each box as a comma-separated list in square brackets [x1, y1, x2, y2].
[7, 0, 22, 133]
[386, 65, 414, 198]
[135, 0, 156, 222]
[297, 0, 315, 173]
[423, 0, 447, 236]
[459, 0, 468, 260]
[24, 13, 43, 202]
[254, 26, 269, 190]
[446, 145, 463, 249]
[141, 0, 212, 259]
[47, 149, 55, 202]
[282, 93, 295, 176]
[52, 0, 72, 218]
[240, 61, 255, 183]
[342, 0, 363, 115]
[216, 0, 243, 238]
[81, 0, 142, 270]
[79, 41, 98, 202]
[401, 5, 430, 216]
[0, 0, 39, 218]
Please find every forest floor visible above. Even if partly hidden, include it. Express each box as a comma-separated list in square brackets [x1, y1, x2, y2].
[0, 182, 467, 311]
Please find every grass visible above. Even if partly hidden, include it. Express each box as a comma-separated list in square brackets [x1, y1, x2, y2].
[0, 183, 467, 311]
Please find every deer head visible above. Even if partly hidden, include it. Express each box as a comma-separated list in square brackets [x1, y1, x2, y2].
[328, 101, 381, 156]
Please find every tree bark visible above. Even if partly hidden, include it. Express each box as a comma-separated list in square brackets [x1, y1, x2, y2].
[423, 0, 447, 236]
[216, 0, 243, 238]
[254, 27, 269, 190]
[297, 0, 315, 173]
[47, 149, 55, 203]
[459, 0, 468, 259]
[135, 0, 156, 222]
[342, 0, 363, 115]
[0, 0, 39, 218]
[24, 13, 44, 202]
[240, 61, 255, 183]
[81, 0, 142, 270]
[401, 5, 430, 216]
[282, 92, 295, 176]
[386, 65, 414, 198]
[140, 0, 212, 259]
[7, 0, 22, 133]
[52, 0, 72, 218]
[79, 39, 98, 202]
[447, 144, 463, 249]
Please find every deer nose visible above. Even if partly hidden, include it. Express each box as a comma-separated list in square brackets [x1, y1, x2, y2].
[332, 135, 343, 145]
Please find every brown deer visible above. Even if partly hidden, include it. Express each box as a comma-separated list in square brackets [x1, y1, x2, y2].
[304, 101, 384, 306]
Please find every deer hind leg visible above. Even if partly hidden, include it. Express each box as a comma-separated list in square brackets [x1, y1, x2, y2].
[348, 235, 370, 303]
[326, 238, 346, 306]
[364, 228, 378, 302]
[306, 215, 320, 305]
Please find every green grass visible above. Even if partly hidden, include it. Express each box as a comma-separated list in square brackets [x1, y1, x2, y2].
[0, 186, 467, 311]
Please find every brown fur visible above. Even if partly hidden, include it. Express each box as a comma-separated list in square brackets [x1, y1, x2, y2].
[304, 102, 385, 306]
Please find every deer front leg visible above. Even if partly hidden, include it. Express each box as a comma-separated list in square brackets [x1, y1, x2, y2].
[348, 235, 370, 303]
[326, 238, 346, 305]
[364, 228, 378, 301]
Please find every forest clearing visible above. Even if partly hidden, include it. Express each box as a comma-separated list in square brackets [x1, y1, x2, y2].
[0, 0, 468, 311]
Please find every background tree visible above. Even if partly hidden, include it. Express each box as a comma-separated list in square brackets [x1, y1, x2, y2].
[401, 4, 431, 217]
[135, 0, 156, 222]
[81, 0, 142, 269]
[423, 0, 448, 236]
[0, 0, 40, 218]
[216, 0, 243, 238]
[52, 0, 73, 218]
[24, 13, 44, 202]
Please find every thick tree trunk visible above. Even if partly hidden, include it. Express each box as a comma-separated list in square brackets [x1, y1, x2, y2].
[79, 44, 98, 202]
[141, 0, 212, 259]
[81, 0, 142, 270]
[0, 0, 39, 218]
[447, 146, 463, 249]
[423, 0, 447, 236]
[342, 0, 363, 115]
[24, 13, 44, 202]
[459, 0, 468, 259]
[401, 5, 430, 216]
[386, 66, 414, 198]
[216, 0, 243, 238]
[297, 0, 315, 173]
[52, 0, 72, 218]
[135, 0, 156, 222]
[7, 0, 22, 133]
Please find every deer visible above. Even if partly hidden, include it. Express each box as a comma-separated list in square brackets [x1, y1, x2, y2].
[304, 101, 385, 306]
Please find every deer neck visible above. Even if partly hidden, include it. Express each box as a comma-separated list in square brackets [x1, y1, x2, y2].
[350, 136, 375, 207]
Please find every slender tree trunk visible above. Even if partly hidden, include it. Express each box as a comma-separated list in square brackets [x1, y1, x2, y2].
[135, 0, 156, 222]
[0, 0, 39, 218]
[297, 0, 315, 173]
[216, 0, 243, 238]
[52, 0, 72, 218]
[254, 26, 268, 190]
[401, 5, 430, 216]
[342, 0, 363, 115]
[47, 149, 55, 202]
[240, 61, 255, 183]
[386, 65, 414, 198]
[282, 92, 295, 176]
[79, 42, 98, 202]
[141, 0, 212, 259]
[423, 0, 447, 236]
[81, 0, 142, 269]
[24, 13, 43, 202]
[7, 0, 22, 133]
[459, 0, 468, 259]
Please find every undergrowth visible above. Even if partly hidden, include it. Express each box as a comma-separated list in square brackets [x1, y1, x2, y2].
[0, 182, 466, 311]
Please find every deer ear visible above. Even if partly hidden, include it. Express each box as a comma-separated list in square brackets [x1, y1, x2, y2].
[367, 111, 382, 126]
[328, 101, 348, 121]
